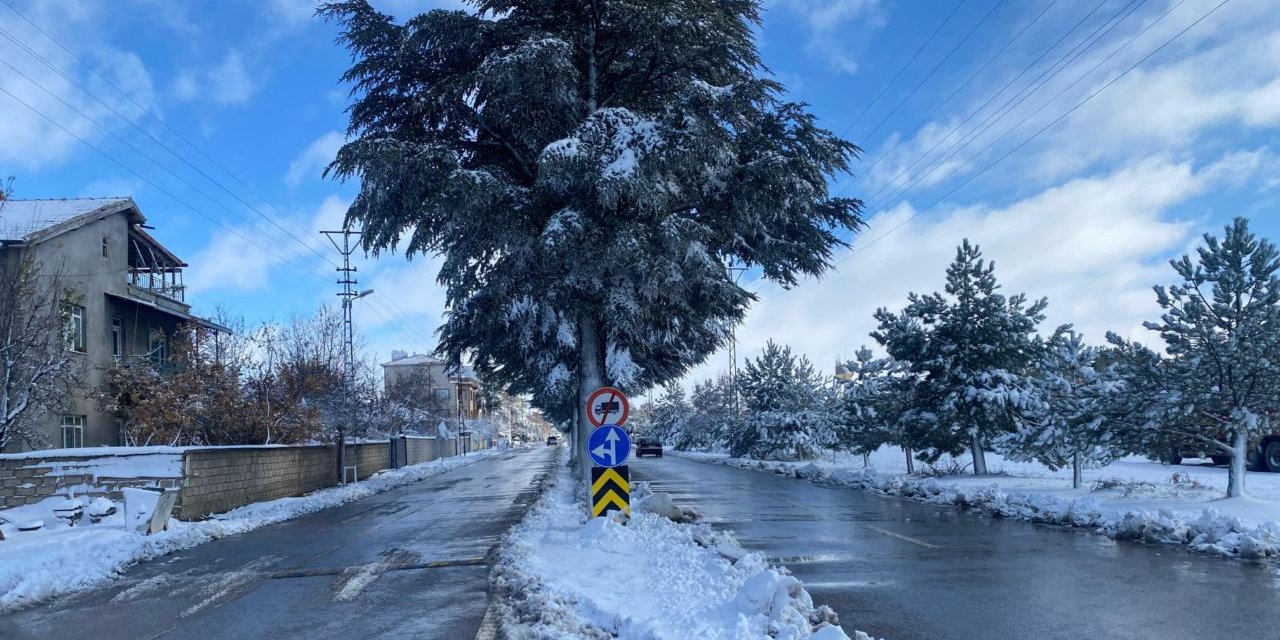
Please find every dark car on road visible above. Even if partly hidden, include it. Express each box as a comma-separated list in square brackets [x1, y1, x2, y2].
[546, 435, 558, 446]
[635, 438, 663, 458]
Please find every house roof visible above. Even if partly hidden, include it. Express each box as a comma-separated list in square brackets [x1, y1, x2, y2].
[381, 353, 445, 367]
[0, 197, 136, 243]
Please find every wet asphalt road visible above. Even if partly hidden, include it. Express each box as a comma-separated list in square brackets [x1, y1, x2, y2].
[631, 454, 1280, 640]
[0, 447, 557, 640]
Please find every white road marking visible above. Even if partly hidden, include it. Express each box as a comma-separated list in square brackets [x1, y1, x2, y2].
[861, 525, 939, 549]
[334, 562, 384, 602]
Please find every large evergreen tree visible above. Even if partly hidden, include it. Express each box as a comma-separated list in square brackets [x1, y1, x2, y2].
[321, 0, 863, 480]
[1109, 218, 1280, 498]
[873, 241, 1046, 475]
[834, 347, 918, 472]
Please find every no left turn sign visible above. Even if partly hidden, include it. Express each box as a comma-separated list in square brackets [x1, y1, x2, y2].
[586, 387, 629, 428]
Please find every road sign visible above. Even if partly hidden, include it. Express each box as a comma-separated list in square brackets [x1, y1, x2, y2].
[586, 387, 630, 428]
[591, 465, 630, 517]
[587, 423, 631, 468]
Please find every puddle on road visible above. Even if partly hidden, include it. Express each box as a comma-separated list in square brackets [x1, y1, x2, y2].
[769, 553, 859, 565]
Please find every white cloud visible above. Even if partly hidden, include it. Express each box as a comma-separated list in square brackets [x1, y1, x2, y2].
[0, 2, 156, 168]
[767, 0, 882, 73]
[686, 152, 1265, 386]
[184, 196, 345, 294]
[171, 50, 257, 106]
[286, 131, 345, 187]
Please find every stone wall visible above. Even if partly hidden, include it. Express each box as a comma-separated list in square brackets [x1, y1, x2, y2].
[1, 436, 496, 520]
[178, 446, 334, 519]
[0, 449, 183, 509]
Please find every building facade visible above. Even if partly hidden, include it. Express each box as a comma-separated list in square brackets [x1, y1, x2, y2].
[0, 197, 225, 451]
[381, 350, 481, 422]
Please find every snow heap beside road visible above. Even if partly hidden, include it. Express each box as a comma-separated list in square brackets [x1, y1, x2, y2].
[678, 449, 1280, 561]
[0, 448, 504, 612]
[492, 452, 872, 640]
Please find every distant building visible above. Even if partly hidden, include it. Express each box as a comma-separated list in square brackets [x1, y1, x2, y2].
[0, 197, 227, 450]
[381, 350, 480, 421]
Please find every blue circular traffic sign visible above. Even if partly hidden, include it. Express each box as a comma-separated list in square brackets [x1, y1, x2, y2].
[587, 424, 632, 468]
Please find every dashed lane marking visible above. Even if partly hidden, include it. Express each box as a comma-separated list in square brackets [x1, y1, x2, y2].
[861, 525, 939, 549]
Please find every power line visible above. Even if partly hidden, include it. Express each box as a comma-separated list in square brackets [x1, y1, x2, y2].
[0, 22, 340, 271]
[839, 0, 970, 139]
[755, 0, 1229, 305]
[860, 0, 1010, 146]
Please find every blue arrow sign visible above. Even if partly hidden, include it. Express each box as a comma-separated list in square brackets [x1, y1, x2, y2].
[588, 424, 632, 468]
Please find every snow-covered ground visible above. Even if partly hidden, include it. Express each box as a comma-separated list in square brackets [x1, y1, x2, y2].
[0, 448, 504, 613]
[677, 447, 1280, 561]
[491, 450, 873, 640]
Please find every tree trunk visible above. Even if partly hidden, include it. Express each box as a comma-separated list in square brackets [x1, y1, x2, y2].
[1072, 450, 1082, 490]
[971, 433, 988, 475]
[904, 446, 914, 475]
[577, 316, 605, 503]
[1226, 430, 1248, 498]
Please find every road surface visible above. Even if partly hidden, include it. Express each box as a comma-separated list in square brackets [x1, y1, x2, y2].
[632, 454, 1280, 640]
[0, 447, 557, 640]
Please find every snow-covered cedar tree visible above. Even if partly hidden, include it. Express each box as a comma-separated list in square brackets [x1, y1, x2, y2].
[677, 373, 741, 452]
[1108, 218, 1280, 498]
[0, 256, 83, 452]
[873, 240, 1046, 475]
[320, 0, 864, 477]
[834, 347, 920, 472]
[995, 328, 1123, 488]
[733, 341, 833, 461]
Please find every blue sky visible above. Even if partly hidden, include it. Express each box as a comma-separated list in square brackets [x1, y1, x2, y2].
[2, 0, 1278, 382]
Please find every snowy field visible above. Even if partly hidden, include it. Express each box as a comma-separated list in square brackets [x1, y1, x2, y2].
[491, 450, 871, 640]
[678, 447, 1280, 561]
[0, 448, 503, 612]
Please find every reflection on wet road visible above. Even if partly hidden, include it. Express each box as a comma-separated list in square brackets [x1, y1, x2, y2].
[632, 454, 1279, 640]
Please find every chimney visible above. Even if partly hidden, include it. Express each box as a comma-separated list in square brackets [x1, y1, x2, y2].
[391, 349, 407, 362]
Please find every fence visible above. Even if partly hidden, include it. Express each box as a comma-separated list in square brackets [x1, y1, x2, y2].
[0, 435, 493, 520]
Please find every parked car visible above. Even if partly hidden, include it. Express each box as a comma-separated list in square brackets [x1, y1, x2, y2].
[1162, 431, 1280, 472]
[635, 438, 663, 458]
[546, 435, 558, 446]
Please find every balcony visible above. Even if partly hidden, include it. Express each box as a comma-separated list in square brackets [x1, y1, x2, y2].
[127, 225, 187, 303]
[127, 266, 185, 303]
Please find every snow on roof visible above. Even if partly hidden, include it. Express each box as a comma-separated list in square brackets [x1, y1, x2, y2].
[0, 197, 134, 242]
[381, 353, 445, 367]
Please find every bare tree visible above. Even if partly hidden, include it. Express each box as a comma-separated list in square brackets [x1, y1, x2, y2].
[0, 255, 83, 451]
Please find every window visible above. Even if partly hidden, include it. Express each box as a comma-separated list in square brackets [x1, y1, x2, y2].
[64, 304, 85, 353]
[111, 318, 123, 357]
[61, 415, 84, 449]
[149, 330, 167, 365]
[101, 236, 109, 258]
[432, 388, 450, 400]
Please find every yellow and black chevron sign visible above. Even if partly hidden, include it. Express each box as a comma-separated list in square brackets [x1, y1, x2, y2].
[591, 465, 630, 517]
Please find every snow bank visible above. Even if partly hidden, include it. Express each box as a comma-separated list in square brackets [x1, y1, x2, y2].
[491, 451, 875, 640]
[0, 449, 504, 612]
[678, 450, 1280, 561]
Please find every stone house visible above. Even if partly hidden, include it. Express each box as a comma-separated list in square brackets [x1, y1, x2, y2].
[0, 197, 227, 451]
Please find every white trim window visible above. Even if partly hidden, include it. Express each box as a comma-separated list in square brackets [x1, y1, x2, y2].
[64, 304, 86, 353]
[111, 317, 123, 357]
[61, 415, 85, 449]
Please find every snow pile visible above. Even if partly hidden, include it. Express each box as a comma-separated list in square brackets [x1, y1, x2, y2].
[491, 452, 872, 640]
[678, 450, 1280, 561]
[0, 448, 503, 612]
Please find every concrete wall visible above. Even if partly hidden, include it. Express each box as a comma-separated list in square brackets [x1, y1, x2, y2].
[347, 442, 391, 481]
[179, 446, 335, 519]
[404, 436, 439, 466]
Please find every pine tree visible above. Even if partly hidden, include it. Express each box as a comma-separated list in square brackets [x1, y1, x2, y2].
[873, 241, 1046, 475]
[834, 347, 918, 471]
[996, 328, 1123, 488]
[320, 0, 864, 483]
[734, 341, 831, 460]
[647, 381, 690, 445]
[1108, 218, 1280, 498]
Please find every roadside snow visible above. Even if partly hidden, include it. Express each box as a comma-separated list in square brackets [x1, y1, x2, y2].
[0, 449, 504, 613]
[491, 450, 875, 640]
[677, 448, 1280, 561]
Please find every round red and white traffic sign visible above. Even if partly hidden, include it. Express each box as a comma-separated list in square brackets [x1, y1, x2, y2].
[586, 387, 629, 428]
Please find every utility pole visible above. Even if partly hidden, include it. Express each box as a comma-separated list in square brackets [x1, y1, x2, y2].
[322, 228, 371, 483]
[727, 263, 747, 416]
